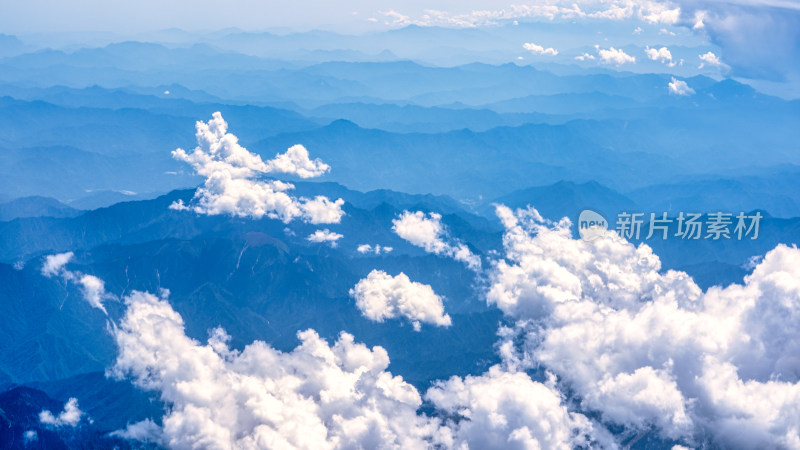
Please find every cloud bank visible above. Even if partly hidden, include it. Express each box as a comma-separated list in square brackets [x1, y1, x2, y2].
[110, 290, 451, 449]
[110, 287, 611, 449]
[486, 204, 800, 448]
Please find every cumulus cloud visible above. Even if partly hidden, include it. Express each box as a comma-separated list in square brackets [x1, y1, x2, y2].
[640, 2, 681, 24]
[575, 52, 596, 61]
[426, 366, 604, 449]
[356, 244, 393, 255]
[110, 290, 452, 449]
[668, 77, 695, 95]
[307, 229, 343, 247]
[263, 144, 330, 179]
[171, 112, 344, 224]
[646, 45, 674, 65]
[598, 46, 636, 65]
[349, 270, 451, 331]
[39, 398, 83, 427]
[392, 211, 481, 270]
[41, 252, 110, 314]
[698, 50, 723, 68]
[109, 288, 604, 449]
[485, 204, 800, 447]
[522, 42, 558, 56]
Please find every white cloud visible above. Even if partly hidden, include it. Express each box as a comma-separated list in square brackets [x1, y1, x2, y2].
[39, 398, 83, 427]
[634, 26, 644, 34]
[522, 42, 558, 56]
[698, 50, 722, 68]
[171, 112, 344, 224]
[485, 204, 800, 447]
[78, 274, 110, 313]
[598, 47, 636, 65]
[691, 9, 706, 29]
[23, 430, 37, 443]
[263, 144, 330, 179]
[110, 290, 453, 449]
[109, 288, 604, 449]
[356, 244, 393, 255]
[640, 3, 681, 24]
[668, 77, 695, 95]
[426, 366, 603, 449]
[575, 52, 596, 61]
[380, 1, 682, 28]
[646, 46, 673, 64]
[41, 252, 110, 314]
[307, 229, 343, 247]
[42, 252, 73, 277]
[392, 211, 481, 270]
[350, 270, 451, 331]
[111, 419, 164, 444]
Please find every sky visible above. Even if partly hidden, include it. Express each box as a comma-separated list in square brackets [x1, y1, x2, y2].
[2, 0, 799, 88]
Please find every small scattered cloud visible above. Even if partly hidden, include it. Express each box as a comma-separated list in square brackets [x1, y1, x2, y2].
[42, 252, 73, 277]
[598, 46, 636, 65]
[575, 52, 596, 61]
[307, 229, 343, 247]
[111, 419, 163, 444]
[668, 77, 695, 96]
[634, 26, 644, 34]
[41, 252, 110, 314]
[23, 430, 37, 443]
[357, 244, 393, 255]
[698, 51, 723, 69]
[522, 42, 558, 56]
[646, 46, 671, 62]
[646, 46, 675, 66]
[350, 270, 451, 331]
[392, 211, 481, 270]
[39, 398, 83, 427]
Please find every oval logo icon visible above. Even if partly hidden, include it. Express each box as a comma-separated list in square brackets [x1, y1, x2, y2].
[578, 209, 608, 241]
